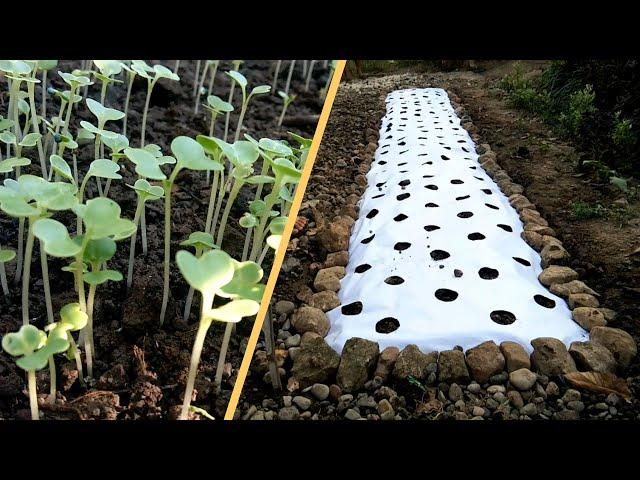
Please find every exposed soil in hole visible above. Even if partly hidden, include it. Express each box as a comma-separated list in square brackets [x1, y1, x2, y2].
[375, 317, 400, 333]
[0, 60, 326, 420]
[434, 288, 459, 302]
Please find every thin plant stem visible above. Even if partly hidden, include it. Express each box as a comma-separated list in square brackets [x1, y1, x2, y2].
[159, 178, 175, 325]
[214, 322, 233, 394]
[41, 70, 48, 119]
[28, 370, 38, 420]
[305, 60, 316, 91]
[72, 153, 78, 184]
[277, 101, 289, 128]
[241, 227, 252, 261]
[140, 80, 156, 147]
[207, 61, 218, 97]
[140, 207, 148, 255]
[180, 294, 212, 420]
[0, 258, 8, 297]
[284, 60, 296, 95]
[123, 72, 135, 137]
[14, 217, 25, 285]
[85, 281, 96, 378]
[210, 170, 225, 235]
[223, 81, 236, 142]
[257, 244, 269, 267]
[182, 286, 195, 322]
[26, 82, 47, 178]
[40, 242, 54, 324]
[234, 99, 248, 142]
[48, 356, 56, 404]
[194, 61, 209, 114]
[204, 170, 220, 234]
[21, 219, 35, 325]
[69, 335, 84, 382]
[173, 60, 180, 74]
[193, 60, 201, 97]
[272, 60, 281, 95]
[127, 197, 145, 290]
[215, 180, 242, 247]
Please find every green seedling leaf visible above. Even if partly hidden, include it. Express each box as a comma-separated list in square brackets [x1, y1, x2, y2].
[79, 121, 119, 139]
[0, 249, 16, 263]
[0, 117, 14, 131]
[18, 132, 41, 148]
[219, 260, 264, 301]
[207, 95, 234, 113]
[279, 186, 294, 202]
[272, 157, 301, 184]
[87, 159, 122, 180]
[127, 179, 164, 201]
[226, 70, 247, 90]
[250, 85, 271, 96]
[239, 213, 258, 228]
[266, 234, 281, 250]
[0, 194, 40, 218]
[153, 64, 180, 81]
[254, 136, 293, 157]
[2, 324, 46, 357]
[171, 136, 220, 171]
[84, 269, 123, 285]
[0, 131, 17, 145]
[59, 303, 87, 331]
[17, 98, 30, 115]
[288, 132, 313, 149]
[59, 71, 93, 87]
[143, 144, 163, 158]
[204, 299, 260, 323]
[77, 128, 96, 142]
[102, 134, 129, 154]
[86, 98, 125, 124]
[74, 197, 136, 241]
[175, 249, 235, 294]
[49, 155, 74, 183]
[269, 216, 288, 235]
[246, 175, 275, 185]
[190, 405, 215, 420]
[610, 176, 629, 192]
[231, 140, 260, 166]
[180, 231, 216, 251]
[93, 60, 123, 78]
[0, 157, 31, 173]
[62, 261, 88, 274]
[124, 148, 166, 180]
[0, 60, 32, 76]
[33, 219, 81, 257]
[84, 237, 117, 264]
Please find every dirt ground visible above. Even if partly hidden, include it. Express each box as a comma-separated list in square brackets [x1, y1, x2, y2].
[238, 61, 640, 419]
[0, 60, 327, 420]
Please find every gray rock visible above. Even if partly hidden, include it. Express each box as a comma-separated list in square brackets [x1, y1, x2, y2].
[337, 338, 380, 392]
[530, 337, 577, 376]
[292, 396, 312, 411]
[310, 383, 330, 401]
[438, 349, 470, 384]
[590, 326, 637, 370]
[521, 403, 538, 416]
[285, 334, 301, 348]
[569, 341, 616, 373]
[472, 406, 485, 417]
[291, 306, 331, 337]
[275, 300, 295, 315]
[509, 368, 538, 391]
[500, 341, 531, 372]
[278, 406, 300, 420]
[291, 336, 341, 388]
[465, 341, 505, 384]
[344, 408, 361, 420]
[448, 383, 463, 402]
[393, 345, 436, 382]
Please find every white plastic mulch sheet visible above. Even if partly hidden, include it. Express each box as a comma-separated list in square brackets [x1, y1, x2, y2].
[325, 88, 588, 354]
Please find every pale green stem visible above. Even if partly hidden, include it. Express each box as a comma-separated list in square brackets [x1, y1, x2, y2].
[214, 322, 233, 394]
[250, 181, 283, 261]
[241, 227, 252, 261]
[179, 313, 212, 420]
[192, 60, 201, 97]
[48, 356, 56, 403]
[40, 241, 53, 324]
[93, 133, 103, 197]
[173, 60, 180, 74]
[123, 72, 135, 137]
[257, 244, 270, 268]
[305, 60, 316, 91]
[21, 219, 35, 325]
[0, 257, 8, 297]
[277, 101, 290, 128]
[272, 60, 281, 94]
[210, 170, 225, 236]
[140, 206, 148, 255]
[14, 217, 24, 285]
[160, 170, 179, 325]
[204, 169, 220, 234]
[223, 82, 236, 142]
[194, 61, 209, 115]
[69, 335, 84, 382]
[72, 153, 78, 184]
[126, 197, 145, 290]
[234, 97, 249, 142]
[284, 60, 296, 95]
[182, 286, 196, 323]
[26, 82, 47, 178]
[41, 70, 48, 119]
[141, 80, 156, 147]
[215, 180, 242, 248]
[28, 370, 39, 420]
[85, 279, 96, 378]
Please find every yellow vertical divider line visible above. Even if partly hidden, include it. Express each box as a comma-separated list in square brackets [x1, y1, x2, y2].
[224, 60, 346, 420]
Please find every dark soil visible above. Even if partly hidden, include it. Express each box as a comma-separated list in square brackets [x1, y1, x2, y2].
[0, 60, 327, 420]
[237, 64, 640, 420]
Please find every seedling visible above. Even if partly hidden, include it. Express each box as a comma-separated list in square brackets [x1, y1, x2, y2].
[203, 95, 233, 138]
[35, 197, 135, 377]
[0, 244, 15, 297]
[102, 133, 130, 196]
[271, 60, 282, 95]
[223, 60, 244, 142]
[131, 61, 180, 146]
[92, 60, 123, 107]
[57, 71, 93, 140]
[179, 231, 217, 322]
[119, 62, 137, 136]
[0, 175, 78, 325]
[123, 176, 164, 289]
[36, 60, 58, 120]
[194, 60, 219, 115]
[277, 90, 296, 128]
[225, 71, 270, 142]
[159, 136, 221, 325]
[2, 325, 63, 419]
[175, 249, 264, 419]
[76, 159, 122, 233]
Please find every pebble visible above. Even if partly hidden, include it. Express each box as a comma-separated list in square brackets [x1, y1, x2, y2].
[487, 385, 506, 394]
[282, 396, 292, 407]
[472, 406, 485, 417]
[545, 381, 560, 397]
[278, 406, 300, 421]
[521, 403, 538, 416]
[345, 408, 361, 420]
[311, 383, 330, 401]
[509, 368, 537, 391]
[467, 382, 482, 394]
[508, 390, 524, 409]
[275, 300, 295, 315]
[293, 396, 312, 411]
[448, 383, 463, 402]
[567, 400, 585, 412]
[285, 334, 301, 348]
[562, 389, 581, 403]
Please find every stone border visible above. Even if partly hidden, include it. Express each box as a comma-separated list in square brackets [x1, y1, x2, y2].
[253, 84, 637, 420]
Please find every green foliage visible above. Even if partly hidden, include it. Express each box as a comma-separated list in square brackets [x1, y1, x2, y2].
[611, 112, 636, 147]
[558, 84, 595, 136]
[570, 201, 607, 220]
